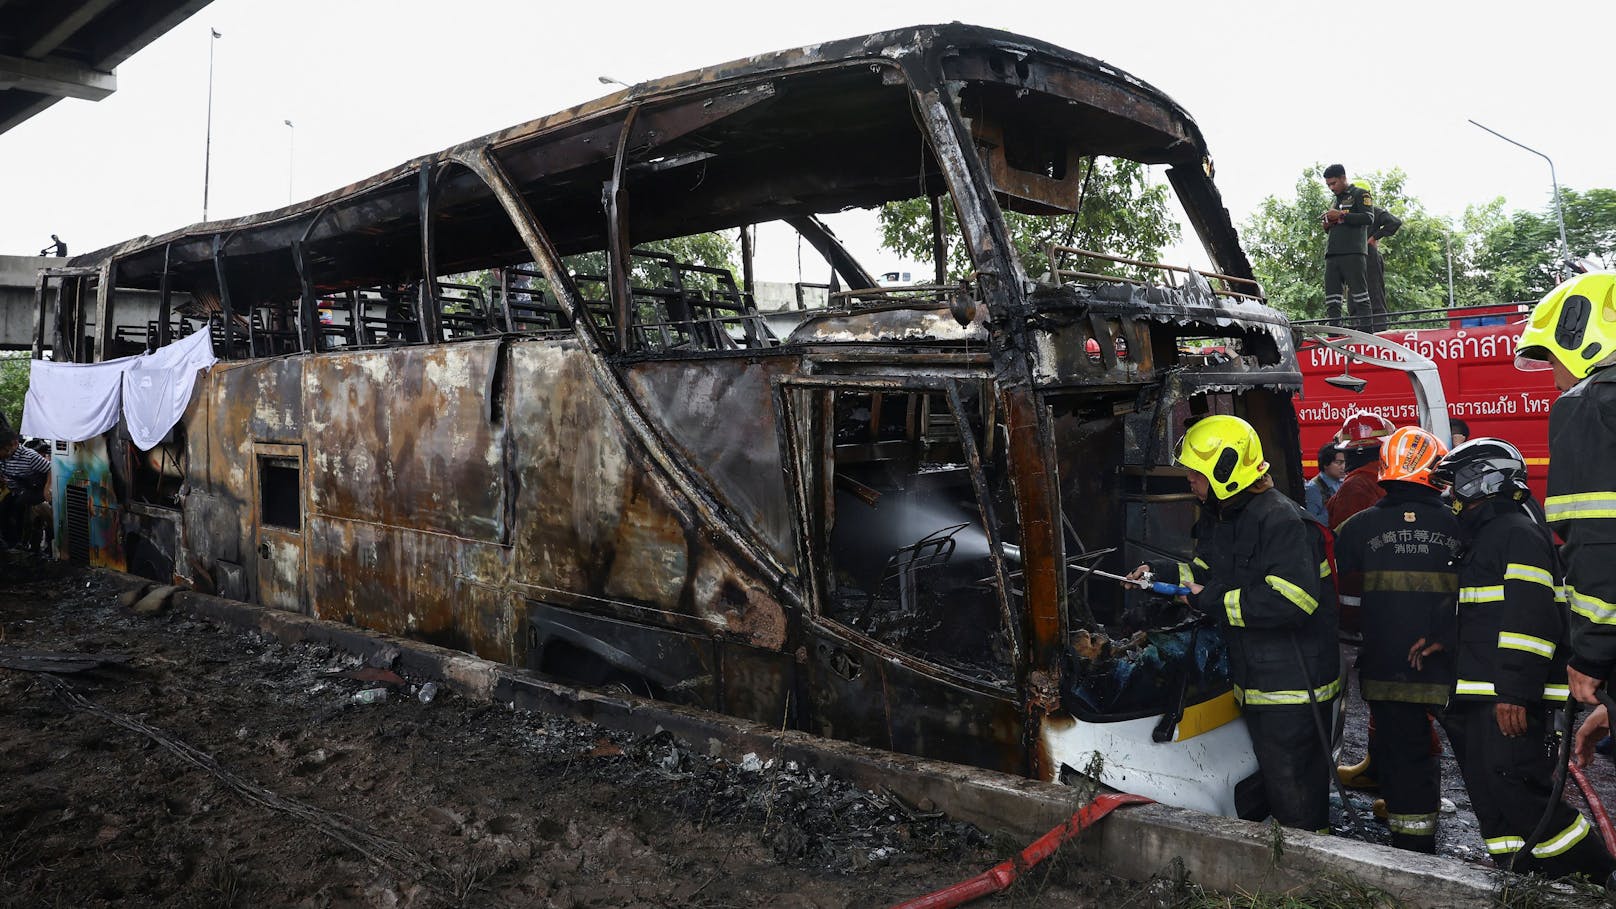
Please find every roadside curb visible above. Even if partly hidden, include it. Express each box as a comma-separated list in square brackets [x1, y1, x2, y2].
[133, 577, 1501, 906]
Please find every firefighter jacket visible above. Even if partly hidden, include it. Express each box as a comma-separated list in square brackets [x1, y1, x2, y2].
[1451, 497, 1570, 706]
[1153, 479, 1339, 710]
[1334, 483, 1460, 705]
[1327, 462, 1386, 532]
[1325, 184, 1375, 256]
[1547, 366, 1616, 684]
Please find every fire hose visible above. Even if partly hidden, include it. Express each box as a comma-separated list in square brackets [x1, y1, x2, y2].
[1513, 688, 1616, 873]
[1566, 687, 1616, 856]
[889, 793, 1153, 909]
[1568, 763, 1616, 854]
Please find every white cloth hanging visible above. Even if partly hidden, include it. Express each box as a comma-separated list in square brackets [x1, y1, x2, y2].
[20, 354, 137, 442]
[122, 329, 217, 450]
[20, 329, 218, 449]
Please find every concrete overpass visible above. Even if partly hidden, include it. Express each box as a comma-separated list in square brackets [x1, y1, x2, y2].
[0, 254, 167, 353]
[1, 0, 215, 136]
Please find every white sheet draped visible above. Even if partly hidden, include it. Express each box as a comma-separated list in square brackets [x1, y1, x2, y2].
[20, 355, 137, 442]
[20, 329, 218, 450]
[122, 330, 217, 450]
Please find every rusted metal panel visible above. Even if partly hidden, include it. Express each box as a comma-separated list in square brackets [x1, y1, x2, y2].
[308, 514, 514, 663]
[178, 491, 243, 595]
[620, 355, 799, 566]
[198, 359, 307, 600]
[256, 534, 303, 610]
[304, 342, 507, 542]
[507, 342, 789, 650]
[787, 305, 987, 346]
[803, 621, 1023, 774]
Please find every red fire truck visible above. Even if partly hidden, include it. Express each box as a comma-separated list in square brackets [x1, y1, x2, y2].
[1295, 304, 1558, 501]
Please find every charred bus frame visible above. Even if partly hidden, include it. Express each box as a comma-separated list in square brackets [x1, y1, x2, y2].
[32, 25, 1305, 817]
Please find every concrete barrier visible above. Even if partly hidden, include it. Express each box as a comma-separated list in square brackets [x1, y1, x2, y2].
[144, 578, 1505, 906]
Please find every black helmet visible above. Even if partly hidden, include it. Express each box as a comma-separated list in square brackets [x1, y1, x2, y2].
[1430, 437, 1530, 504]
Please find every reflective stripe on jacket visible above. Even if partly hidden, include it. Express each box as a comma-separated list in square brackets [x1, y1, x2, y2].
[1156, 483, 1339, 709]
[1334, 484, 1460, 705]
[1547, 367, 1616, 683]
[1452, 497, 1569, 706]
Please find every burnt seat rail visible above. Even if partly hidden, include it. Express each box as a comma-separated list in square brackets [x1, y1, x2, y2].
[1047, 245, 1265, 303]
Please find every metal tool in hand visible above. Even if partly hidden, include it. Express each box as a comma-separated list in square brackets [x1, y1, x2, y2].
[1084, 567, 1192, 597]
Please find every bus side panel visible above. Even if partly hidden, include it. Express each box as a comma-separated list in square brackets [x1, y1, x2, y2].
[194, 359, 305, 602]
[304, 342, 507, 543]
[620, 356, 800, 569]
[506, 343, 789, 651]
[308, 515, 514, 663]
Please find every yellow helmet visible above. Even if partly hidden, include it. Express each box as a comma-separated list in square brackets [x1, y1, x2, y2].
[1178, 415, 1269, 500]
[1516, 271, 1616, 379]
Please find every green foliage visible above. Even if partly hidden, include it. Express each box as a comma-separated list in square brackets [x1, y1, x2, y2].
[877, 158, 1179, 281]
[562, 231, 740, 297]
[1242, 169, 1332, 319]
[0, 353, 27, 431]
[1360, 169, 1452, 317]
[1469, 186, 1616, 301]
[1246, 166, 1616, 318]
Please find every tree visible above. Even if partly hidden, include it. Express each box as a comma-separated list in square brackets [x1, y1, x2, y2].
[1242, 166, 1453, 320]
[1468, 187, 1616, 301]
[561, 231, 740, 296]
[876, 157, 1178, 281]
[0, 353, 27, 430]
[1241, 169, 1331, 319]
[1457, 197, 1539, 305]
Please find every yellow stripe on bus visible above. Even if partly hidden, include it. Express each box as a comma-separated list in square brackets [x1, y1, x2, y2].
[1306, 457, 1551, 468]
[1175, 690, 1241, 741]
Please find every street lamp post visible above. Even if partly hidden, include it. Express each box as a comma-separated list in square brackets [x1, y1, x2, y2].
[1443, 232, 1455, 310]
[1468, 119, 1571, 282]
[202, 27, 222, 222]
[284, 119, 295, 204]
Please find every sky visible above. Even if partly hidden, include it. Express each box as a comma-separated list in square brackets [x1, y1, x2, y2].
[2, 0, 1611, 282]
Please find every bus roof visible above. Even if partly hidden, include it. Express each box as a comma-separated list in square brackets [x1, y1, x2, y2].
[76, 24, 1228, 298]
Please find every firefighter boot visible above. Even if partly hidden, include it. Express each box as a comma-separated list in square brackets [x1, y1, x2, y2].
[1337, 754, 1379, 791]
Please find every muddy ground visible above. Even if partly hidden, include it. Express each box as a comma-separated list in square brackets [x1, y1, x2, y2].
[0, 562, 1148, 909]
[3, 560, 1612, 908]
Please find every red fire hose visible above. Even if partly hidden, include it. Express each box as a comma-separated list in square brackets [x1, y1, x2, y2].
[890, 792, 1153, 909]
[1569, 762, 1616, 854]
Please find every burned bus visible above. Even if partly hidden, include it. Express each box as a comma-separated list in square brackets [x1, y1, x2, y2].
[31, 25, 1308, 818]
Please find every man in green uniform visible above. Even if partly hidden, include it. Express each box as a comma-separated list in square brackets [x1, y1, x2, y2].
[1321, 164, 1375, 326]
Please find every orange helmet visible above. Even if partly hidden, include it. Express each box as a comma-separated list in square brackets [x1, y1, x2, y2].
[1378, 426, 1448, 488]
[1336, 411, 1395, 450]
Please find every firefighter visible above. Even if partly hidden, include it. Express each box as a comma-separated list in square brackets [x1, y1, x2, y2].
[1129, 415, 1339, 832]
[1334, 427, 1458, 853]
[1514, 272, 1616, 712]
[1321, 163, 1375, 325]
[1326, 411, 1396, 532]
[1429, 439, 1616, 882]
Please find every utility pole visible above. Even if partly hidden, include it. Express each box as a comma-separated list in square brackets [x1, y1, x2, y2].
[1444, 232, 1455, 311]
[202, 27, 222, 222]
[1469, 119, 1571, 282]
